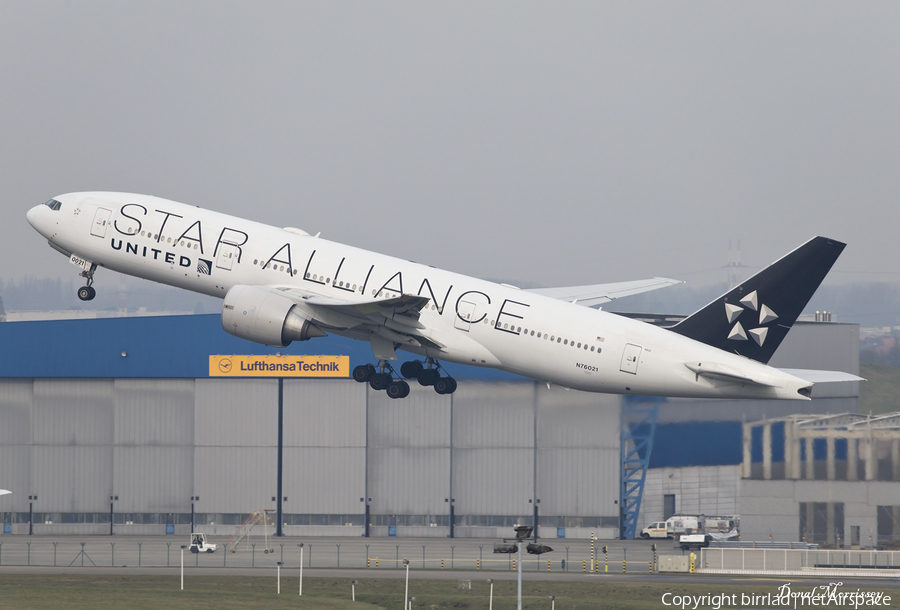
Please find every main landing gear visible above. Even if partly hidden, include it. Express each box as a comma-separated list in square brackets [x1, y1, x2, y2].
[352, 358, 457, 399]
[76, 265, 97, 301]
[352, 361, 410, 399]
[400, 359, 457, 395]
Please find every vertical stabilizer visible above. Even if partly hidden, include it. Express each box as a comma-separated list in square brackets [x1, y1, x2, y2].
[670, 236, 845, 363]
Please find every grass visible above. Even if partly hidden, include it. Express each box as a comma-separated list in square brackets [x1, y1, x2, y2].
[0, 574, 894, 610]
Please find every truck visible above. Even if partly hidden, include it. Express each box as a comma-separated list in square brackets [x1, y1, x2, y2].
[667, 514, 740, 550]
[704, 515, 740, 538]
[665, 514, 705, 538]
[639, 521, 670, 539]
[189, 532, 217, 553]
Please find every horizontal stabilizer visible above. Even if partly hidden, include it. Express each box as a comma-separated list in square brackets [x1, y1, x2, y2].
[529, 277, 681, 307]
[670, 236, 845, 363]
[778, 369, 865, 384]
[0, 489, 10, 496]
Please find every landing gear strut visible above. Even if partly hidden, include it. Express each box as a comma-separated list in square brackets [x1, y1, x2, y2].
[352, 360, 410, 399]
[76, 264, 97, 301]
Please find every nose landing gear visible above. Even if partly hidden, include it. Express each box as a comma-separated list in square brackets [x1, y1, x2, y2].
[76, 264, 97, 301]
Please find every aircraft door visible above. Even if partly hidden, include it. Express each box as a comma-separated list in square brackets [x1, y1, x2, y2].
[620, 343, 642, 374]
[455, 300, 476, 331]
[216, 243, 237, 270]
[90, 208, 112, 238]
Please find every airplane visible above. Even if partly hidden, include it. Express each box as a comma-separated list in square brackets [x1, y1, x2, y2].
[27, 192, 860, 400]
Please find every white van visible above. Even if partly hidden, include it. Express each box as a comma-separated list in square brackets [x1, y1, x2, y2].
[639, 522, 669, 539]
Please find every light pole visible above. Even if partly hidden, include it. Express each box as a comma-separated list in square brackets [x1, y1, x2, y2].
[403, 558, 410, 609]
[277, 561, 282, 594]
[492, 525, 550, 610]
[298, 543, 304, 596]
[487, 579, 494, 610]
[180, 545, 186, 590]
[549, 595, 555, 610]
[408, 596, 416, 610]
[517, 539, 523, 610]
[351, 579, 358, 601]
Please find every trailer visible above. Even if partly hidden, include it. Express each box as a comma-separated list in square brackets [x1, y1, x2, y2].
[675, 533, 710, 551]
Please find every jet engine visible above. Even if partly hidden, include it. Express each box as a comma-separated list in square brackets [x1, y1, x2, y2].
[221, 285, 326, 347]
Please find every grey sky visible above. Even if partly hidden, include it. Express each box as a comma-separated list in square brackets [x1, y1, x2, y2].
[3, 1, 898, 292]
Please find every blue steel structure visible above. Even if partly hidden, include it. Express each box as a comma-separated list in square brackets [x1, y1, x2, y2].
[619, 396, 661, 540]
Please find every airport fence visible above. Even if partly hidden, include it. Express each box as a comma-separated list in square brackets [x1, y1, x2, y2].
[0, 537, 673, 573]
[700, 547, 900, 573]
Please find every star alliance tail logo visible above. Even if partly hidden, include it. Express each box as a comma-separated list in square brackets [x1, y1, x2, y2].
[197, 258, 213, 275]
[724, 290, 777, 346]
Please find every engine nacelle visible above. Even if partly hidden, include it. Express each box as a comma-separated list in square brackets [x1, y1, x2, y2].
[221, 285, 326, 347]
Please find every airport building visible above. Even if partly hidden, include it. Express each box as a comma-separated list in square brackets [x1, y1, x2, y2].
[0, 313, 864, 541]
[739, 412, 900, 546]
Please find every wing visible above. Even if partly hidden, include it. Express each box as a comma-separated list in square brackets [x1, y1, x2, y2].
[527, 277, 681, 308]
[279, 287, 445, 356]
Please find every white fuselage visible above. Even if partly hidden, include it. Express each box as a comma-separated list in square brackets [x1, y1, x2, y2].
[26, 192, 813, 400]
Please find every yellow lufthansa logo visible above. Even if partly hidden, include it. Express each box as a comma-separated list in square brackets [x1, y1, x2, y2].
[209, 355, 349, 378]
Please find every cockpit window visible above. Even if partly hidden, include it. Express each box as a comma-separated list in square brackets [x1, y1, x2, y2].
[44, 199, 62, 211]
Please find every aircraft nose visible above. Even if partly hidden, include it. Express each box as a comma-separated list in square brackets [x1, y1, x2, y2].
[26, 204, 41, 229]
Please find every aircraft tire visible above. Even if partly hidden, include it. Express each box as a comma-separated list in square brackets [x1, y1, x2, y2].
[369, 373, 392, 391]
[400, 360, 423, 379]
[417, 369, 438, 386]
[434, 377, 451, 395]
[353, 364, 374, 383]
[446, 378, 457, 393]
[77, 286, 95, 301]
[387, 380, 409, 399]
